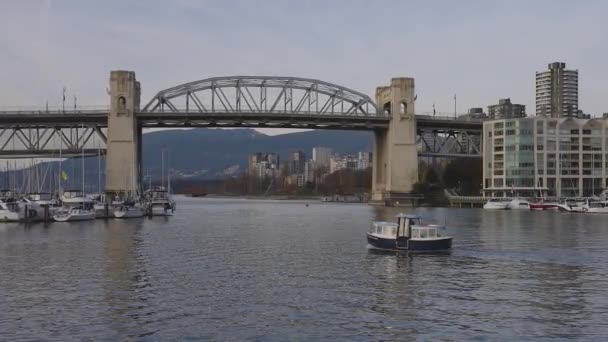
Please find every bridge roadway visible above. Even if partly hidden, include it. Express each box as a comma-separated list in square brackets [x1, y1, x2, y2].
[0, 109, 483, 132]
[0, 109, 482, 158]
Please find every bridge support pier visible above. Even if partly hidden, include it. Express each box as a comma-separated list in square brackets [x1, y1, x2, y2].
[370, 78, 419, 205]
[105, 70, 141, 199]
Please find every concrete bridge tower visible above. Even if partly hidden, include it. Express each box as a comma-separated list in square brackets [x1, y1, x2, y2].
[105, 70, 142, 197]
[371, 77, 419, 203]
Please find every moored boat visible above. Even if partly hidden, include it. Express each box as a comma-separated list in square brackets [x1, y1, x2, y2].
[529, 199, 559, 211]
[582, 199, 608, 213]
[0, 200, 24, 222]
[144, 187, 176, 216]
[113, 204, 145, 218]
[483, 198, 510, 210]
[367, 214, 452, 251]
[506, 198, 530, 210]
[556, 198, 585, 212]
[53, 206, 96, 222]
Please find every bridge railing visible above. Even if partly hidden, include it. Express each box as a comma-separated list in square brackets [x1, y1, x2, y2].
[415, 113, 485, 122]
[0, 105, 109, 115]
[138, 108, 391, 118]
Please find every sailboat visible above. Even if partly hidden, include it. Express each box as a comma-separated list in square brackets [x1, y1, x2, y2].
[144, 149, 176, 216]
[113, 151, 144, 218]
[53, 124, 95, 222]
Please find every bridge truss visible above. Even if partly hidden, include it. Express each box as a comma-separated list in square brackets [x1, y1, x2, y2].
[415, 115, 482, 158]
[143, 76, 379, 116]
[0, 123, 107, 158]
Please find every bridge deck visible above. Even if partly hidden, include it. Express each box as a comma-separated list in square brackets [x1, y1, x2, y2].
[0, 110, 482, 131]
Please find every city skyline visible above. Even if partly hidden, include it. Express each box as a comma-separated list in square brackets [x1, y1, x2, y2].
[1, 1, 608, 136]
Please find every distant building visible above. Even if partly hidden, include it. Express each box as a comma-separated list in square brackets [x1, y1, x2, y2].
[288, 151, 306, 174]
[329, 153, 365, 173]
[304, 160, 316, 183]
[286, 174, 305, 187]
[248, 152, 279, 178]
[312, 147, 332, 168]
[357, 152, 372, 169]
[536, 62, 578, 117]
[488, 98, 526, 119]
[459, 107, 487, 120]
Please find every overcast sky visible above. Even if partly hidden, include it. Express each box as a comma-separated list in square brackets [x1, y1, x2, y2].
[1, 0, 607, 130]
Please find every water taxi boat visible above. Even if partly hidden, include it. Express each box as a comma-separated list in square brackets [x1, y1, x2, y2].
[367, 214, 452, 251]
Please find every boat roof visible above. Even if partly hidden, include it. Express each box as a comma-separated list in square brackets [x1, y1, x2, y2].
[395, 213, 420, 219]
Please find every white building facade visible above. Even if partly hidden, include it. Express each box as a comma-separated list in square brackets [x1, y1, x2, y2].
[483, 116, 608, 198]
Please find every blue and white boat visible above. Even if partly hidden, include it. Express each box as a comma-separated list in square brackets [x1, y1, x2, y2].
[367, 214, 452, 251]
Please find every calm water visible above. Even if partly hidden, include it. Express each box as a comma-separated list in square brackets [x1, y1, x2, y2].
[1, 197, 608, 341]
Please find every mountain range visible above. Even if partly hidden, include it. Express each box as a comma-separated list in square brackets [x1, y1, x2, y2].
[2, 129, 373, 190]
[142, 128, 373, 179]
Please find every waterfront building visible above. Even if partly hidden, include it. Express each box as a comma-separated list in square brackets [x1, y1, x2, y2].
[312, 147, 332, 168]
[483, 117, 608, 198]
[536, 62, 579, 117]
[488, 98, 526, 119]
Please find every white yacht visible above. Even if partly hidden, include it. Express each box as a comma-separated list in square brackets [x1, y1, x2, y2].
[113, 203, 145, 218]
[61, 190, 94, 207]
[483, 198, 511, 210]
[582, 200, 608, 213]
[21, 193, 61, 221]
[506, 198, 531, 210]
[53, 206, 96, 222]
[0, 200, 24, 222]
[556, 198, 586, 212]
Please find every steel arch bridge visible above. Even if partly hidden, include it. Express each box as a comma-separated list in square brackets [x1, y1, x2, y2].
[0, 75, 482, 158]
[142, 76, 379, 116]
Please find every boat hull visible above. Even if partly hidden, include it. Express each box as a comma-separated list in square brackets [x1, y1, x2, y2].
[114, 208, 145, 218]
[366, 234, 452, 251]
[529, 203, 558, 211]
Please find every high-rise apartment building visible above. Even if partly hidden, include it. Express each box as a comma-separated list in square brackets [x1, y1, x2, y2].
[288, 151, 306, 174]
[312, 147, 332, 168]
[536, 62, 578, 117]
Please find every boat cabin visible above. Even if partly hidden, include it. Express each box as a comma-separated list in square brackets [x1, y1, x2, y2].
[62, 190, 84, 199]
[26, 193, 53, 201]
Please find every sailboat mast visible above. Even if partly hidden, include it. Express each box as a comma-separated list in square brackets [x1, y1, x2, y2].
[81, 124, 85, 206]
[59, 131, 63, 196]
[97, 142, 101, 194]
[167, 149, 171, 194]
